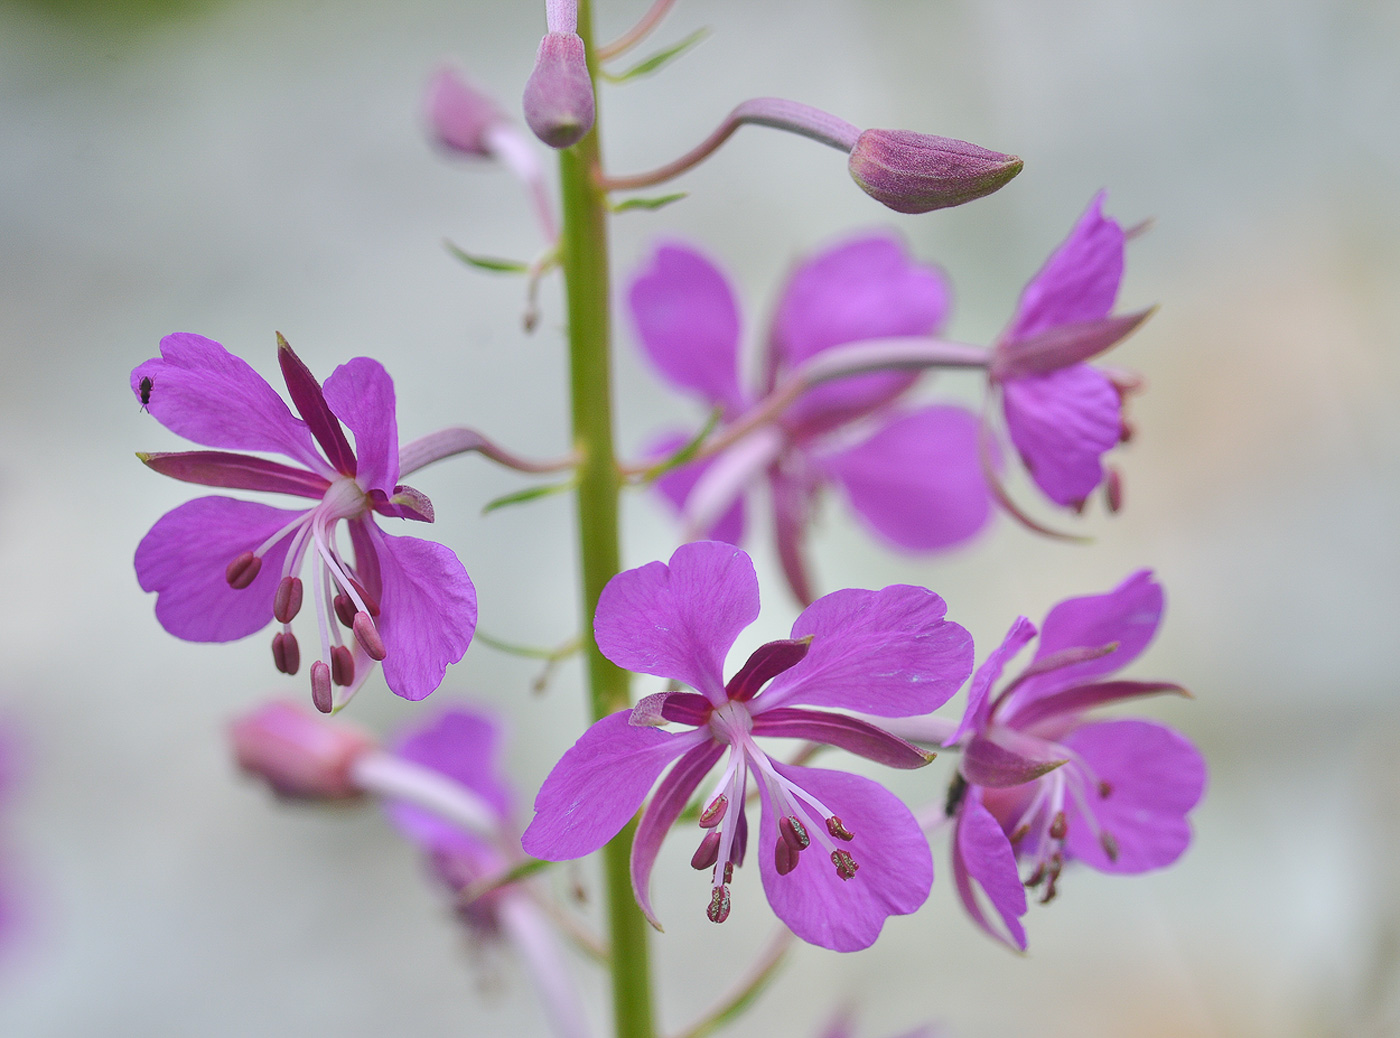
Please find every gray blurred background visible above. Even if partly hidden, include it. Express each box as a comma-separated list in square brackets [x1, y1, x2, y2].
[1, 0, 1397, 1034]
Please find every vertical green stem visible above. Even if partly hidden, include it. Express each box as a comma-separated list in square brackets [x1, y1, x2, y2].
[557, 3, 656, 1037]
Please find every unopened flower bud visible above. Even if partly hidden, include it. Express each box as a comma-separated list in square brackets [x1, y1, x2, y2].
[522, 32, 595, 149]
[229, 700, 373, 800]
[427, 67, 505, 158]
[848, 129, 1022, 214]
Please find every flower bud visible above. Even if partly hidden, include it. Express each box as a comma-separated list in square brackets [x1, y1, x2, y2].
[848, 129, 1022, 214]
[427, 67, 506, 158]
[522, 32, 595, 149]
[229, 700, 373, 800]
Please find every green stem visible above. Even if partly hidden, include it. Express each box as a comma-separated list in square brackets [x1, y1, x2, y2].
[558, 3, 656, 1037]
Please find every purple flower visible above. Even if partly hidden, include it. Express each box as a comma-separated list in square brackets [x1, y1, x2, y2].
[133, 333, 477, 710]
[987, 193, 1153, 512]
[630, 235, 994, 604]
[929, 571, 1205, 949]
[521, 541, 974, 951]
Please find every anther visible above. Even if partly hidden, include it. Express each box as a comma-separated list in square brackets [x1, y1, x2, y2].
[722, 862, 733, 884]
[333, 593, 357, 629]
[691, 831, 721, 871]
[310, 661, 333, 714]
[1098, 780, 1113, 798]
[698, 794, 728, 829]
[352, 612, 387, 661]
[830, 849, 859, 881]
[1041, 856, 1063, 904]
[1048, 811, 1068, 840]
[825, 815, 854, 841]
[1025, 862, 1046, 889]
[775, 838, 797, 876]
[1104, 468, 1123, 514]
[331, 645, 355, 687]
[346, 578, 380, 617]
[780, 816, 810, 853]
[272, 631, 301, 675]
[1009, 822, 1031, 844]
[706, 885, 731, 924]
[225, 551, 262, 589]
[1100, 831, 1120, 863]
[273, 577, 304, 623]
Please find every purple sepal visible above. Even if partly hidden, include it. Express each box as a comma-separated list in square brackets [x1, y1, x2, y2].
[427, 66, 505, 158]
[137, 450, 330, 499]
[951, 792, 1027, 950]
[630, 741, 725, 930]
[995, 310, 1153, 380]
[725, 638, 812, 702]
[749, 707, 932, 769]
[371, 484, 435, 523]
[1009, 680, 1188, 730]
[847, 129, 1022, 215]
[276, 335, 357, 478]
[522, 32, 595, 149]
[961, 735, 1066, 788]
[771, 466, 816, 606]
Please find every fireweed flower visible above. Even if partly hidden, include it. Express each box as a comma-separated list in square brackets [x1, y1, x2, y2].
[521, 541, 973, 951]
[890, 571, 1205, 949]
[133, 333, 477, 711]
[631, 235, 994, 604]
[985, 192, 1154, 515]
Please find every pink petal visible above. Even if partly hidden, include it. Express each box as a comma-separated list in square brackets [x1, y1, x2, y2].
[771, 233, 948, 435]
[1062, 719, 1205, 874]
[135, 496, 304, 642]
[322, 356, 400, 497]
[947, 616, 1036, 746]
[132, 333, 328, 475]
[820, 406, 993, 552]
[630, 741, 726, 930]
[628, 242, 746, 414]
[763, 584, 973, 716]
[648, 431, 747, 545]
[364, 523, 477, 701]
[594, 542, 760, 703]
[1002, 364, 1122, 506]
[749, 707, 932, 768]
[1006, 191, 1124, 342]
[521, 711, 706, 860]
[951, 792, 1027, 949]
[757, 761, 932, 952]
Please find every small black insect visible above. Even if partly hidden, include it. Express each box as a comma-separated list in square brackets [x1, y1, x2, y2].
[137, 375, 154, 412]
[944, 772, 968, 818]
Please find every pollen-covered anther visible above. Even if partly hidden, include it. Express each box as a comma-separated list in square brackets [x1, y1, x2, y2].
[310, 661, 333, 713]
[698, 794, 728, 828]
[722, 862, 734, 884]
[1009, 822, 1032, 844]
[1039, 853, 1064, 905]
[330, 645, 355, 687]
[1100, 830, 1120, 862]
[352, 612, 387, 661]
[691, 831, 721, 871]
[780, 815, 811, 851]
[1098, 780, 1113, 798]
[1048, 811, 1068, 840]
[272, 631, 300, 675]
[333, 593, 357, 629]
[225, 551, 261, 589]
[831, 849, 859, 880]
[273, 576, 304, 623]
[825, 815, 854, 841]
[706, 884, 731, 924]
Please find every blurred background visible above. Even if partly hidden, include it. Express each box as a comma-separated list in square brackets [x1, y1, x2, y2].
[1, 0, 1397, 1034]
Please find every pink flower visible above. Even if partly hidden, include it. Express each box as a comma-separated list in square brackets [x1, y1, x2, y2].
[522, 541, 974, 951]
[631, 235, 994, 604]
[133, 333, 476, 710]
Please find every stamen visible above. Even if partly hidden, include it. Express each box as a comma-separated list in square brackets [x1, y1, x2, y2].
[310, 661, 333, 713]
[698, 794, 728, 828]
[1025, 861, 1046, 888]
[722, 862, 733, 884]
[1048, 811, 1067, 840]
[333, 593, 357, 629]
[1009, 822, 1031, 844]
[273, 577, 304, 623]
[690, 831, 721, 870]
[1100, 830, 1120, 862]
[774, 838, 797, 876]
[1104, 468, 1123, 513]
[825, 815, 854, 841]
[1040, 853, 1063, 904]
[345, 576, 380, 617]
[225, 551, 261, 589]
[706, 885, 731, 924]
[331, 645, 355, 686]
[352, 612, 387, 661]
[780, 816, 810, 853]
[830, 849, 859, 880]
[1098, 780, 1113, 798]
[272, 631, 301, 675]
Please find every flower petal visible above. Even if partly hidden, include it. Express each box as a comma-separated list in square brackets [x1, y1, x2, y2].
[648, 431, 746, 545]
[1062, 719, 1205, 874]
[630, 741, 726, 930]
[1006, 191, 1124, 342]
[750, 707, 933, 768]
[594, 541, 760, 702]
[757, 761, 932, 952]
[947, 615, 1036, 745]
[521, 711, 705, 860]
[364, 523, 477, 701]
[322, 356, 401, 497]
[952, 792, 1028, 949]
[763, 584, 973, 716]
[1002, 364, 1122, 507]
[132, 333, 328, 475]
[628, 242, 746, 414]
[135, 496, 304, 642]
[772, 233, 948, 434]
[820, 405, 993, 552]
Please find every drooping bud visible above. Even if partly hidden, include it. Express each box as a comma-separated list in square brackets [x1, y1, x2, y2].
[698, 794, 728, 829]
[331, 645, 355, 687]
[825, 815, 854, 841]
[310, 661, 333, 714]
[273, 576, 303, 623]
[271, 631, 301, 675]
[427, 67, 506, 158]
[848, 129, 1022, 214]
[691, 830, 721, 870]
[229, 700, 373, 800]
[333, 593, 357, 629]
[225, 551, 261, 589]
[352, 612, 387, 662]
[706, 884, 732, 924]
[830, 849, 859, 880]
[522, 32, 595, 149]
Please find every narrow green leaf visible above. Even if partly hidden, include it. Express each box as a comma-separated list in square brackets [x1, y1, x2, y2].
[444, 240, 530, 274]
[601, 27, 709, 83]
[457, 857, 554, 905]
[610, 191, 688, 213]
[639, 408, 722, 483]
[482, 477, 578, 515]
